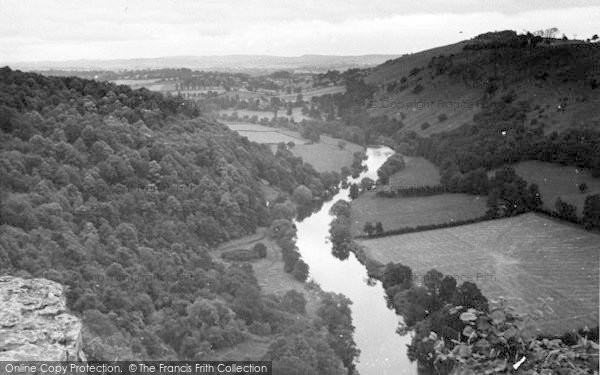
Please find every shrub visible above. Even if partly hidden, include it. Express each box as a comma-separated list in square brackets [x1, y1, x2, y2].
[292, 259, 309, 281]
[421, 122, 431, 130]
[438, 113, 448, 122]
[281, 290, 307, 314]
[253, 242, 267, 258]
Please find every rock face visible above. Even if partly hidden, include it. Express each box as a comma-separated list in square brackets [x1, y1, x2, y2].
[0, 276, 85, 361]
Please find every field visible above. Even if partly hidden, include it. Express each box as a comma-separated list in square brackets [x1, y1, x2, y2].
[213, 228, 321, 316]
[350, 192, 487, 236]
[111, 79, 175, 91]
[275, 85, 346, 101]
[225, 122, 363, 172]
[510, 161, 600, 215]
[211, 228, 322, 360]
[224, 122, 309, 145]
[387, 155, 440, 188]
[290, 135, 363, 173]
[358, 213, 600, 333]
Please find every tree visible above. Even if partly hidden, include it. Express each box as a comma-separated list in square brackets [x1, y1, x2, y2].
[330, 200, 351, 218]
[438, 276, 457, 302]
[452, 281, 488, 312]
[281, 290, 307, 314]
[292, 259, 309, 281]
[578, 183, 588, 194]
[423, 269, 443, 294]
[555, 197, 578, 222]
[582, 194, 600, 230]
[360, 177, 374, 191]
[253, 242, 267, 258]
[363, 222, 375, 236]
[375, 222, 384, 235]
[382, 262, 412, 290]
[292, 185, 313, 206]
[349, 184, 359, 199]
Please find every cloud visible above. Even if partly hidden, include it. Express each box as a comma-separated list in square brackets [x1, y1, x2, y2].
[0, 0, 598, 62]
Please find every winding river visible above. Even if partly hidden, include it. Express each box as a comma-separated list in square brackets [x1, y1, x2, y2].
[295, 146, 416, 375]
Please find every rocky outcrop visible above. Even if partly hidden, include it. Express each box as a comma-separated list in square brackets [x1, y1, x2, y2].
[0, 276, 85, 361]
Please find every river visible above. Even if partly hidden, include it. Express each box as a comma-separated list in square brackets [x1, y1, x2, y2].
[295, 146, 416, 375]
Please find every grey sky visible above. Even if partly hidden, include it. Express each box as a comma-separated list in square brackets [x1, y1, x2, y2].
[0, 0, 598, 62]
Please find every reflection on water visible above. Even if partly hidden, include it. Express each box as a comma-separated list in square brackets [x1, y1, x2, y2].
[295, 147, 416, 375]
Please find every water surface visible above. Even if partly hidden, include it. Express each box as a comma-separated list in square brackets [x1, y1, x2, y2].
[295, 146, 416, 375]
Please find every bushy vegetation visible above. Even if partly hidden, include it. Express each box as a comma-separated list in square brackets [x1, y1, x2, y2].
[328, 200, 355, 260]
[376, 154, 406, 184]
[376, 184, 446, 198]
[378, 263, 598, 374]
[0, 68, 353, 370]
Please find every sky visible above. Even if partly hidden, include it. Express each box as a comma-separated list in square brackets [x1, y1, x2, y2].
[0, 0, 598, 62]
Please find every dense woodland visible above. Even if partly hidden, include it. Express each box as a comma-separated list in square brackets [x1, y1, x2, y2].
[0, 67, 358, 372]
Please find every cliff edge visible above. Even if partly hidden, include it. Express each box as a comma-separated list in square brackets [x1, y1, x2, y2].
[0, 276, 85, 361]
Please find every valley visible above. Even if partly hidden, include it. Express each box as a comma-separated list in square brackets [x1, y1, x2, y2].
[2, 26, 600, 375]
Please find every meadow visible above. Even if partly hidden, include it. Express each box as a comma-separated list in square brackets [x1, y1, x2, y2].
[225, 122, 308, 145]
[510, 161, 600, 215]
[358, 213, 600, 333]
[350, 192, 486, 236]
[387, 155, 440, 188]
[290, 135, 363, 173]
[211, 228, 321, 359]
[225, 122, 363, 173]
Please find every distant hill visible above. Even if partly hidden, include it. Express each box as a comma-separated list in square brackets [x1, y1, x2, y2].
[365, 31, 600, 136]
[7, 54, 400, 74]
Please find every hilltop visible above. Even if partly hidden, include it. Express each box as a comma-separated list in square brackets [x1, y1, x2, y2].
[365, 31, 600, 136]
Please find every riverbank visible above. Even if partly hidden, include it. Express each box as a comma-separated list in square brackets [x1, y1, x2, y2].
[213, 228, 322, 316]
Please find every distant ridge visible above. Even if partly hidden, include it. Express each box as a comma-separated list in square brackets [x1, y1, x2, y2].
[5, 54, 401, 73]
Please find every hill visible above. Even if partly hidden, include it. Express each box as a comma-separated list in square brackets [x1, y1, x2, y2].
[0, 67, 356, 372]
[365, 31, 600, 136]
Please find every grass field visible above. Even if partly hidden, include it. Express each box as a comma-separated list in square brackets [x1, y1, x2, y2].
[358, 213, 599, 334]
[290, 135, 363, 173]
[225, 123, 362, 172]
[350, 192, 487, 236]
[225, 122, 309, 145]
[509, 161, 600, 216]
[387, 155, 440, 188]
[211, 228, 322, 360]
[213, 228, 321, 316]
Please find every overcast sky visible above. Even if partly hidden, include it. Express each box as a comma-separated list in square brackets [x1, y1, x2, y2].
[0, 0, 598, 62]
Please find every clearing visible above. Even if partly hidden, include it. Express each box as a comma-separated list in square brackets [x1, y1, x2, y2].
[387, 155, 441, 188]
[358, 213, 599, 334]
[290, 135, 363, 173]
[509, 161, 600, 216]
[225, 122, 308, 145]
[210, 228, 323, 359]
[350, 192, 487, 236]
[225, 122, 364, 173]
[213, 228, 321, 317]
